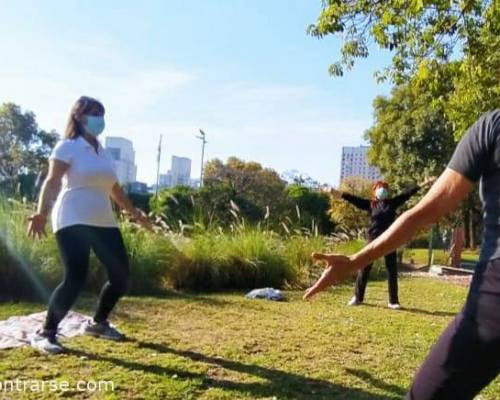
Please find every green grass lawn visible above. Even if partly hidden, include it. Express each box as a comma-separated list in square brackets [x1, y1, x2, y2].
[1, 278, 499, 399]
[403, 248, 480, 266]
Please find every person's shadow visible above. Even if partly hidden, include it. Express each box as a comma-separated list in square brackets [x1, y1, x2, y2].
[68, 340, 405, 399]
[362, 303, 457, 317]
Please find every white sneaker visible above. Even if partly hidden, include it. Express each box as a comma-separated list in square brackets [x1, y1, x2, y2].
[388, 303, 401, 310]
[84, 320, 125, 341]
[31, 329, 64, 354]
[347, 296, 362, 306]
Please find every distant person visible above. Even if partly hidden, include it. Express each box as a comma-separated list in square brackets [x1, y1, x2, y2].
[450, 225, 466, 269]
[326, 177, 435, 309]
[27, 96, 152, 354]
[305, 110, 500, 399]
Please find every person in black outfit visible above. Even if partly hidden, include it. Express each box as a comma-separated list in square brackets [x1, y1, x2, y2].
[328, 178, 435, 308]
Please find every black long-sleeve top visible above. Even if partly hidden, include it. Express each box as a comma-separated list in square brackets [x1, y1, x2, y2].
[341, 185, 420, 240]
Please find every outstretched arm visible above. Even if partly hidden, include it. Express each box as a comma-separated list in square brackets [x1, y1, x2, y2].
[328, 188, 370, 211]
[388, 185, 420, 208]
[389, 177, 436, 208]
[304, 168, 473, 299]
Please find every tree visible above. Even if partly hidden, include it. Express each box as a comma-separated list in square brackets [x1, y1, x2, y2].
[308, 0, 493, 82]
[309, 1, 499, 138]
[0, 103, 58, 195]
[282, 170, 322, 188]
[365, 79, 482, 247]
[365, 82, 456, 188]
[196, 183, 262, 227]
[204, 157, 288, 221]
[447, 7, 500, 136]
[286, 184, 334, 234]
[150, 186, 196, 230]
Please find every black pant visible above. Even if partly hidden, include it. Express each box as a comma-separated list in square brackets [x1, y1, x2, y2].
[354, 251, 399, 304]
[44, 225, 130, 331]
[407, 258, 500, 399]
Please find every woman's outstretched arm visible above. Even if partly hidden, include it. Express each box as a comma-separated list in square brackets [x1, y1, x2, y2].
[389, 177, 436, 209]
[329, 188, 371, 211]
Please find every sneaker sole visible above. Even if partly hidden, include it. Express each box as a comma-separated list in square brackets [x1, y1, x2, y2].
[84, 331, 125, 341]
[31, 343, 64, 355]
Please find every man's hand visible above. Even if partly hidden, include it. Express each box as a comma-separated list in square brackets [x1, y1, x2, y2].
[303, 253, 356, 300]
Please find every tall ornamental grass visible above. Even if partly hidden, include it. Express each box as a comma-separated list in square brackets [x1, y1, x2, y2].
[0, 195, 367, 300]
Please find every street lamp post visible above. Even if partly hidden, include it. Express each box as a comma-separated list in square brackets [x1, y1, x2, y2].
[155, 134, 163, 199]
[197, 129, 207, 187]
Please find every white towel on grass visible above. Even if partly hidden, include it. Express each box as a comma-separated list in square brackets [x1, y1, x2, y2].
[0, 311, 92, 349]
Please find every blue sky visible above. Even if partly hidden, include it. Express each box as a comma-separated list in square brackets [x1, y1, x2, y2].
[0, 0, 392, 185]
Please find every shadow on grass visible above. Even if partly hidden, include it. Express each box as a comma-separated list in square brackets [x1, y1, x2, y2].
[66, 347, 200, 380]
[128, 340, 403, 399]
[65, 341, 404, 399]
[363, 303, 457, 317]
[345, 368, 407, 397]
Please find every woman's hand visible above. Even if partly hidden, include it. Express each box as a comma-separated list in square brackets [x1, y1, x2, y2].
[132, 209, 154, 232]
[303, 253, 357, 300]
[110, 183, 154, 232]
[321, 185, 342, 199]
[27, 213, 47, 239]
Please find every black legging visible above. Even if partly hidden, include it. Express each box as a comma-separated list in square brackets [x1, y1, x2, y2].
[44, 225, 130, 331]
[407, 258, 500, 399]
[354, 251, 399, 304]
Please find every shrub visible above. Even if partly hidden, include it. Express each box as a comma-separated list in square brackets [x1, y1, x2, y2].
[168, 230, 296, 291]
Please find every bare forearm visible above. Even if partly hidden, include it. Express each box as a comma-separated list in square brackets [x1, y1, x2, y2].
[350, 208, 434, 269]
[111, 186, 138, 216]
[36, 179, 60, 216]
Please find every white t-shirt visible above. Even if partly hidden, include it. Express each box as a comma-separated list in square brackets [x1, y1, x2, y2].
[49, 136, 119, 232]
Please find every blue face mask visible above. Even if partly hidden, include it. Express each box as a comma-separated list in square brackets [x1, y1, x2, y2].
[84, 115, 105, 137]
[375, 187, 389, 200]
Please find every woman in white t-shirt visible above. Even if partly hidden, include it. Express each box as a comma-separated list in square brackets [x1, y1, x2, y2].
[27, 96, 152, 354]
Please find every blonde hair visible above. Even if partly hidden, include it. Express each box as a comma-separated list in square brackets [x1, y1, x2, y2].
[64, 96, 105, 139]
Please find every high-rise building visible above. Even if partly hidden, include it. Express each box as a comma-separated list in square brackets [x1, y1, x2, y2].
[105, 137, 137, 185]
[340, 146, 382, 183]
[171, 156, 191, 186]
[159, 156, 192, 188]
[159, 173, 173, 188]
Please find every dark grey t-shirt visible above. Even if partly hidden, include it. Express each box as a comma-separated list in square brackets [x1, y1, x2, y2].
[448, 109, 500, 262]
